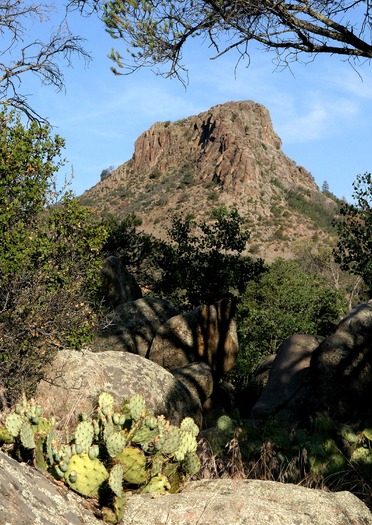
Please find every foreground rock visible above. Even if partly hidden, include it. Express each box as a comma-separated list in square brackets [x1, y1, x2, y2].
[122, 478, 372, 525]
[2, 452, 371, 525]
[0, 451, 101, 525]
[93, 297, 180, 356]
[34, 349, 204, 428]
[148, 298, 238, 379]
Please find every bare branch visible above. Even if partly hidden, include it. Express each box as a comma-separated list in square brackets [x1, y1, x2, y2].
[0, 1, 91, 122]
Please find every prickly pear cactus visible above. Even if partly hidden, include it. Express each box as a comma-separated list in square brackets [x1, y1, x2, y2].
[116, 447, 148, 485]
[128, 394, 146, 421]
[109, 464, 124, 497]
[182, 451, 201, 476]
[140, 473, 171, 494]
[5, 413, 23, 437]
[64, 453, 109, 497]
[75, 420, 94, 452]
[106, 431, 126, 457]
[0, 426, 14, 444]
[4, 391, 201, 524]
[98, 392, 114, 416]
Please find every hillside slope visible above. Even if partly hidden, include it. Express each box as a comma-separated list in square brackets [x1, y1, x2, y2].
[80, 100, 339, 260]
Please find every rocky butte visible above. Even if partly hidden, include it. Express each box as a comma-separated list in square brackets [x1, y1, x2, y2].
[81, 100, 338, 260]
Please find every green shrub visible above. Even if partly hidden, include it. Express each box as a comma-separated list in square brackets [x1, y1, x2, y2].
[233, 258, 347, 387]
[0, 111, 108, 405]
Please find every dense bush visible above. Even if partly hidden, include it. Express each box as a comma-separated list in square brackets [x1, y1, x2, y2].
[151, 207, 266, 309]
[0, 111, 108, 406]
[232, 258, 347, 388]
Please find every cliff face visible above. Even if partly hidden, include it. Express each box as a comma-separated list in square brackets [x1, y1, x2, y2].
[130, 101, 315, 198]
[81, 100, 337, 260]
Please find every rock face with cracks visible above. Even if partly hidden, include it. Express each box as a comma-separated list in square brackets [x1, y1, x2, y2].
[34, 349, 204, 428]
[122, 479, 372, 525]
[1, 454, 371, 525]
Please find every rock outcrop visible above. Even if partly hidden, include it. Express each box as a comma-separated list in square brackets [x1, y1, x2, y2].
[251, 334, 324, 421]
[2, 453, 371, 525]
[34, 349, 205, 428]
[122, 478, 372, 525]
[93, 297, 180, 355]
[147, 298, 238, 379]
[0, 451, 102, 525]
[80, 100, 336, 261]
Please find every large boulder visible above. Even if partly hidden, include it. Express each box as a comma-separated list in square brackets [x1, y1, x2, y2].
[34, 349, 204, 428]
[121, 478, 372, 525]
[251, 334, 323, 421]
[147, 298, 238, 379]
[309, 302, 372, 420]
[2, 454, 371, 525]
[93, 297, 180, 356]
[100, 255, 142, 308]
[0, 451, 102, 525]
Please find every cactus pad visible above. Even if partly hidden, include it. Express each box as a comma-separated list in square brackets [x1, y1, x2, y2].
[20, 422, 36, 449]
[180, 417, 199, 438]
[64, 453, 109, 497]
[109, 464, 124, 497]
[140, 473, 170, 494]
[128, 394, 146, 421]
[182, 451, 201, 476]
[75, 420, 94, 452]
[98, 392, 114, 414]
[5, 413, 23, 437]
[106, 431, 126, 457]
[116, 446, 148, 485]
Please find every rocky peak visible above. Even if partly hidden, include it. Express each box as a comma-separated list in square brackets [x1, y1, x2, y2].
[130, 100, 315, 199]
[81, 100, 337, 260]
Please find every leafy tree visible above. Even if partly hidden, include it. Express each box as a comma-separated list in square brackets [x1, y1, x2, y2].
[152, 207, 266, 309]
[233, 258, 347, 388]
[0, 110, 108, 406]
[103, 213, 157, 285]
[0, 0, 90, 121]
[98, 0, 372, 80]
[103, 207, 266, 310]
[100, 165, 116, 181]
[322, 180, 330, 193]
[333, 172, 372, 293]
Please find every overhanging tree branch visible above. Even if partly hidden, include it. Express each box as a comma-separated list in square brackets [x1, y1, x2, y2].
[95, 0, 372, 79]
[0, 1, 91, 122]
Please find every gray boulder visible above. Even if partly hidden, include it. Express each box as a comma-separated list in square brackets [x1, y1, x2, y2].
[34, 349, 204, 428]
[94, 297, 180, 355]
[100, 255, 142, 308]
[251, 334, 323, 421]
[2, 453, 371, 525]
[122, 478, 372, 525]
[148, 298, 238, 379]
[309, 302, 372, 420]
[0, 451, 101, 525]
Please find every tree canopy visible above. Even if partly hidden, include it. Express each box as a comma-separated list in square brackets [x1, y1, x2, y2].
[100, 0, 372, 80]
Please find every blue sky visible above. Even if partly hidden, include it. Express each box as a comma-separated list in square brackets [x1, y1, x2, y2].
[18, 6, 372, 201]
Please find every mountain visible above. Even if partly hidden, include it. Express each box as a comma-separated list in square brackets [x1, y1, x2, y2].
[80, 100, 339, 261]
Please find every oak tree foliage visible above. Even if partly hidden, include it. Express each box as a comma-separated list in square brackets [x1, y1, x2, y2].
[0, 110, 108, 406]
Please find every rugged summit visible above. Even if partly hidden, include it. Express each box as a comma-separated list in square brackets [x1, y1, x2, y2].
[81, 100, 338, 260]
